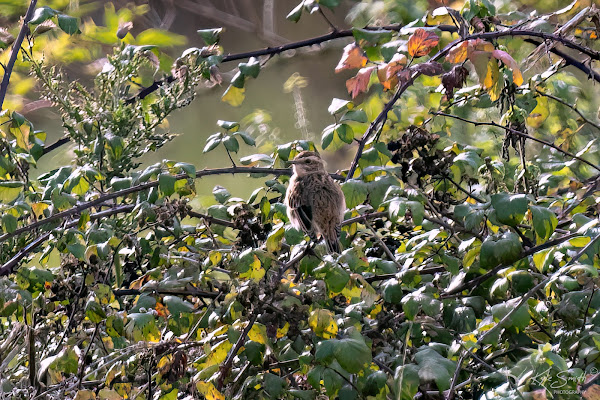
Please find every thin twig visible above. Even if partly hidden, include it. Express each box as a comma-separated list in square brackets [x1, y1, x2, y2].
[0, 0, 38, 110]
[433, 111, 600, 173]
[364, 218, 402, 270]
[535, 89, 600, 131]
[216, 312, 258, 391]
[446, 351, 467, 400]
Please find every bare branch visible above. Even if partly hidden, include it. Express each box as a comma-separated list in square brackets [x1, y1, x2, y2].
[0, 0, 37, 110]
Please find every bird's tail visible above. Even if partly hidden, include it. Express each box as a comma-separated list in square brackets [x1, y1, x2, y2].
[325, 238, 342, 254]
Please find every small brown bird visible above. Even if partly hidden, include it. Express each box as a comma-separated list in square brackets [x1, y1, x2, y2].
[284, 151, 346, 253]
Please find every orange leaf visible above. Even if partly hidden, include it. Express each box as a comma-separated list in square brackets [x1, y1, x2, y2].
[335, 43, 368, 73]
[407, 28, 439, 58]
[445, 41, 468, 63]
[385, 53, 407, 80]
[377, 65, 398, 90]
[346, 66, 375, 99]
[491, 50, 524, 86]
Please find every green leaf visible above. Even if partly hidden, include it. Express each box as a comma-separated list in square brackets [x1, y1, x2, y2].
[203, 136, 222, 153]
[321, 125, 335, 150]
[334, 338, 371, 373]
[239, 57, 260, 78]
[67, 243, 85, 260]
[287, 3, 304, 22]
[394, 364, 420, 400]
[163, 296, 194, 316]
[174, 162, 196, 178]
[197, 28, 223, 45]
[491, 300, 530, 330]
[159, 173, 176, 196]
[243, 341, 265, 365]
[125, 313, 161, 342]
[363, 370, 387, 396]
[223, 136, 239, 153]
[315, 339, 338, 363]
[0, 181, 23, 203]
[234, 132, 256, 146]
[530, 205, 557, 242]
[335, 124, 354, 144]
[136, 29, 186, 47]
[381, 279, 403, 304]
[29, 6, 59, 25]
[325, 264, 350, 293]
[217, 120, 239, 131]
[318, 0, 340, 9]
[491, 193, 528, 226]
[340, 109, 368, 123]
[352, 28, 393, 45]
[415, 348, 456, 391]
[264, 373, 286, 398]
[479, 231, 522, 269]
[85, 300, 106, 324]
[328, 98, 352, 114]
[57, 14, 79, 35]
[2, 214, 17, 233]
[341, 180, 367, 208]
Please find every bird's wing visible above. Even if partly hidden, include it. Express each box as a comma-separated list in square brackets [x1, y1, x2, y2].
[287, 178, 315, 239]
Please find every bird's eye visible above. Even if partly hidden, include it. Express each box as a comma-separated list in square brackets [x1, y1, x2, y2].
[305, 159, 311, 163]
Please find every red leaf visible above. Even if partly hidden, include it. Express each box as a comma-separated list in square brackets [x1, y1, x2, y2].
[407, 28, 439, 57]
[346, 66, 375, 99]
[491, 50, 524, 86]
[335, 43, 368, 73]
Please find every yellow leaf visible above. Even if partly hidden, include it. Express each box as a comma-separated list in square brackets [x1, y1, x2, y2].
[197, 382, 225, 400]
[221, 85, 245, 107]
[308, 309, 338, 339]
[239, 255, 265, 282]
[276, 322, 290, 338]
[32, 202, 49, 219]
[569, 236, 591, 247]
[201, 340, 232, 369]
[248, 322, 268, 344]
[527, 96, 549, 128]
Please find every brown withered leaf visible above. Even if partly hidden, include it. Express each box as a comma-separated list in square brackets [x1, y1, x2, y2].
[441, 65, 469, 96]
[346, 66, 375, 99]
[407, 28, 439, 58]
[335, 43, 368, 73]
[413, 61, 444, 76]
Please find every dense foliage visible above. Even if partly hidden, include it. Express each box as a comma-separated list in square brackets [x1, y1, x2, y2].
[0, 0, 599, 399]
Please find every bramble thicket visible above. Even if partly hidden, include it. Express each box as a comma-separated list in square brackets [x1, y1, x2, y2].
[0, 0, 599, 399]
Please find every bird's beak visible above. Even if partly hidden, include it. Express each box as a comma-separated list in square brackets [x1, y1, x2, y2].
[287, 160, 301, 165]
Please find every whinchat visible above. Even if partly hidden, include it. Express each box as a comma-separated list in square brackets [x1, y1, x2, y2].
[284, 151, 346, 253]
